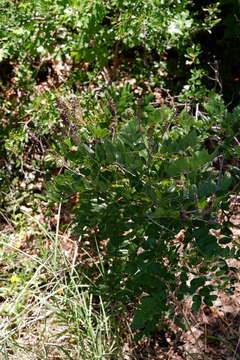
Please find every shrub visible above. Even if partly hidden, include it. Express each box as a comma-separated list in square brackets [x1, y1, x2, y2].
[0, 0, 222, 210]
[52, 92, 240, 338]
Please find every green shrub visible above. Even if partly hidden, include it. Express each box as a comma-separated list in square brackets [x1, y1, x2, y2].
[52, 92, 240, 338]
[0, 0, 223, 210]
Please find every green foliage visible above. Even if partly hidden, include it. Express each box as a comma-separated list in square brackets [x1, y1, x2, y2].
[0, 0, 224, 211]
[52, 92, 240, 338]
[1, 0, 239, 346]
[0, 0, 221, 98]
[0, 0, 219, 62]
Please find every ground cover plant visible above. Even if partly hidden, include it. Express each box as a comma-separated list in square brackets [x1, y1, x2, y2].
[1, 0, 240, 359]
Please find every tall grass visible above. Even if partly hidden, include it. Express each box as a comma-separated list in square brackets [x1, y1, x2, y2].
[0, 209, 126, 359]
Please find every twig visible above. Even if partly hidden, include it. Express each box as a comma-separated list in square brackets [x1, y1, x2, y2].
[54, 201, 62, 264]
[195, 103, 199, 122]
[0, 210, 14, 229]
[233, 325, 240, 360]
[208, 59, 223, 93]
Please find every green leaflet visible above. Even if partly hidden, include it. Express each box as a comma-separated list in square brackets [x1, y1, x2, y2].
[161, 129, 198, 154]
[165, 150, 216, 177]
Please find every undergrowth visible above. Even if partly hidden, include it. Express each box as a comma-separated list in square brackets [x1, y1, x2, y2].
[0, 211, 126, 360]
